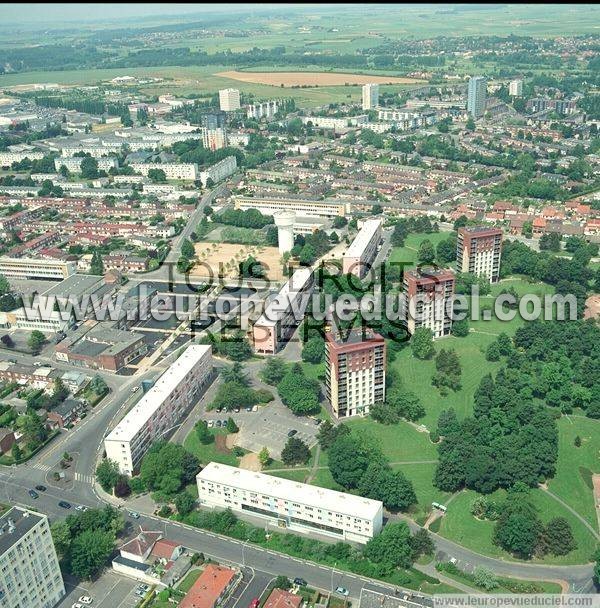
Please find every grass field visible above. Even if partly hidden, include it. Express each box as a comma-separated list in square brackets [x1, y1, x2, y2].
[437, 488, 597, 565]
[388, 232, 454, 268]
[215, 70, 425, 86]
[184, 428, 239, 467]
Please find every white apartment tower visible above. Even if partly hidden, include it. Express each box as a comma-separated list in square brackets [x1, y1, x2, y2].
[0, 507, 66, 608]
[456, 226, 503, 283]
[509, 79, 523, 97]
[219, 88, 241, 112]
[362, 83, 379, 110]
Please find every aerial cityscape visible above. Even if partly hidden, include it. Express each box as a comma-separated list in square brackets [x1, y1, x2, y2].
[0, 3, 599, 608]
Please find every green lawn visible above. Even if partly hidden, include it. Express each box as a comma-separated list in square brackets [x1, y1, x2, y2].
[437, 488, 597, 565]
[548, 416, 600, 532]
[388, 232, 454, 268]
[183, 428, 240, 466]
[177, 569, 201, 593]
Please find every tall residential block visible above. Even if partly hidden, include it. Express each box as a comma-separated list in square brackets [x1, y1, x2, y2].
[219, 88, 241, 112]
[342, 218, 382, 278]
[104, 345, 213, 475]
[362, 83, 379, 110]
[509, 79, 523, 97]
[403, 268, 455, 339]
[325, 328, 386, 418]
[467, 76, 487, 119]
[456, 226, 503, 283]
[201, 111, 227, 151]
[0, 507, 66, 608]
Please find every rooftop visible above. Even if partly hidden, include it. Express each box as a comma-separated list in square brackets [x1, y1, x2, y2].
[263, 589, 302, 608]
[40, 274, 105, 300]
[344, 218, 382, 258]
[180, 564, 237, 608]
[198, 462, 383, 520]
[0, 507, 45, 557]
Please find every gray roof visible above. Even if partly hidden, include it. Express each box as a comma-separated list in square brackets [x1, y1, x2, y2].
[0, 507, 45, 557]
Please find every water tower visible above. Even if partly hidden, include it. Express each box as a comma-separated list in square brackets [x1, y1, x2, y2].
[274, 211, 295, 255]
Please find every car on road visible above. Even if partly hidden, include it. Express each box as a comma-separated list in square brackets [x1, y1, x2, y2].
[75, 505, 88, 512]
[78, 597, 93, 605]
[28, 489, 39, 499]
[249, 598, 260, 608]
[294, 578, 307, 587]
[72, 603, 84, 608]
[58, 501, 71, 509]
[128, 511, 140, 519]
[131, 386, 139, 393]
[35, 485, 47, 491]
[287, 429, 298, 437]
[335, 587, 349, 597]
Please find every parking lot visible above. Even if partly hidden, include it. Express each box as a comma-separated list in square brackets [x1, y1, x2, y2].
[58, 571, 139, 608]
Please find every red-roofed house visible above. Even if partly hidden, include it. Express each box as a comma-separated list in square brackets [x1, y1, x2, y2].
[532, 217, 547, 237]
[180, 565, 239, 608]
[119, 529, 162, 564]
[151, 539, 184, 562]
[585, 219, 600, 235]
[263, 589, 302, 608]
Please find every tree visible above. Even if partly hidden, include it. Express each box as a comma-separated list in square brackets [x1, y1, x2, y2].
[69, 529, 115, 579]
[465, 117, 476, 132]
[96, 459, 120, 492]
[302, 336, 325, 364]
[259, 357, 288, 385]
[140, 442, 199, 499]
[51, 520, 71, 558]
[259, 447, 271, 467]
[417, 239, 435, 265]
[273, 575, 291, 590]
[226, 417, 239, 433]
[80, 156, 99, 179]
[486, 342, 500, 361]
[574, 435, 581, 448]
[114, 475, 131, 498]
[436, 236, 457, 264]
[277, 365, 320, 415]
[451, 318, 469, 337]
[541, 517, 576, 556]
[27, 330, 47, 354]
[195, 420, 213, 444]
[281, 436, 310, 465]
[493, 497, 543, 559]
[11, 442, 22, 461]
[364, 522, 413, 569]
[539, 232, 561, 252]
[473, 567, 499, 591]
[175, 491, 196, 516]
[411, 327, 434, 360]
[181, 238, 195, 260]
[358, 461, 416, 511]
[148, 168, 167, 183]
[328, 434, 370, 489]
[410, 528, 435, 559]
[90, 249, 104, 275]
[453, 215, 468, 231]
[316, 420, 349, 451]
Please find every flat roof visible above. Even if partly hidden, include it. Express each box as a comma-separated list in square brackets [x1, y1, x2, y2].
[0, 507, 45, 557]
[198, 462, 383, 520]
[41, 274, 104, 299]
[105, 344, 211, 443]
[254, 267, 313, 328]
[344, 218, 382, 258]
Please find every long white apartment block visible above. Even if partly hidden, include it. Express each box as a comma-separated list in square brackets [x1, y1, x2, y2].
[234, 196, 347, 218]
[197, 462, 383, 543]
[0, 151, 44, 167]
[104, 345, 213, 475]
[128, 163, 198, 181]
[0, 507, 66, 608]
[55, 156, 119, 173]
[252, 267, 314, 355]
[342, 218, 383, 278]
[199, 156, 237, 187]
[0, 256, 77, 281]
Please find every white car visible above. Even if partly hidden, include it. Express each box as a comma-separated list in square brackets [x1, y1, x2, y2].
[335, 587, 349, 597]
[207, 420, 215, 428]
[72, 604, 84, 608]
[131, 386, 139, 393]
[79, 598, 93, 605]
[75, 505, 88, 512]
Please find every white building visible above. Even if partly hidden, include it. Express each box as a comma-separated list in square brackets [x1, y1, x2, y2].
[104, 345, 213, 475]
[219, 88, 241, 112]
[199, 156, 237, 187]
[252, 267, 314, 355]
[362, 83, 379, 110]
[247, 101, 278, 120]
[300, 115, 368, 130]
[0, 151, 44, 167]
[60, 145, 121, 158]
[197, 462, 383, 543]
[54, 156, 118, 173]
[509, 79, 523, 97]
[0, 507, 66, 608]
[128, 163, 198, 181]
[0, 256, 76, 281]
[11, 307, 71, 333]
[342, 218, 382, 278]
[202, 127, 228, 151]
[234, 196, 347, 219]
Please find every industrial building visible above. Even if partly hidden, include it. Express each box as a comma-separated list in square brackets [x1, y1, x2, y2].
[342, 218, 383, 278]
[104, 345, 213, 475]
[325, 328, 386, 418]
[196, 462, 384, 543]
[403, 268, 455, 338]
[252, 267, 314, 354]
[456, 226, 503, 283]
[0, 507, 66, 608]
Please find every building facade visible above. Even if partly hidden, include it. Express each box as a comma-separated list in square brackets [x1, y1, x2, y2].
[456, 226, 503, 283]
[467, 76, 487, 119]
[104, 345, 213, 475]
[219, 89, 241, 112]
[362, 84, 379, 110]
[342, 218, 382, 278]
[325, 329, 386, 418]
[0, 507, 65, 608]
[0, 257, 76, 281]
[128, 163, 198, 181]
[197, 462, 383, 543]
[199, 156, 237, 187]
[234, 196, 347, 218]
[252, 267, 314, 355]
[509, 79, 523, 97]
[403, 268, 455, 338]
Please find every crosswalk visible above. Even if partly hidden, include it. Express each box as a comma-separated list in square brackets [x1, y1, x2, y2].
[74, 472, 94, 484]
[32, 462, 51, 472]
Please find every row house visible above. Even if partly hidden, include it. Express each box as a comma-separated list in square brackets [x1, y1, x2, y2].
[6, 232, 61, 257]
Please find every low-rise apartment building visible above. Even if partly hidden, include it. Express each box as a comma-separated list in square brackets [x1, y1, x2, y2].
[234, 196, 347, 218]
[198, 156, 237, 187]
[128, 163, 198, 181]
[197, 462, 383, 543]
[104, 345, 213, 475]
[0, 256, 76, 280]
[54, 156, 118, 173]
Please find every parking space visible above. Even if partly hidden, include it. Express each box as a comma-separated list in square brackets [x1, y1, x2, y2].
[58, 571, 138, 608]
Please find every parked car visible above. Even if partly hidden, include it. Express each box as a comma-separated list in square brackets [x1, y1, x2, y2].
[245, 406, 252, 412]
[252, 405, 258, 412]
[294, 578, 307, 587]
[75, 505, 88, 512]
[72, 603, 84, 608]
[335, 587, 349, 597]
[35, 485, 46, 492]
[287, 429, 298, 437]
[58, 501, 71, 509]
[215, 420, 222, 427]
[215, 407, 223, 413]
[28, 489, 39, 499]
[131, 386, 139, 393]
[207, 420, 215, 428]
[249, 598, 260, 608]
[234, 407, 240, 413]
[314, 418, 323, 425]
[128, 511, 140, 519]
[78, 597, 93, 605]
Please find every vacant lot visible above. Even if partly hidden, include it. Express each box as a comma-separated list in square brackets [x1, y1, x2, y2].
[215, 70, 425, 87]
